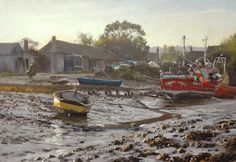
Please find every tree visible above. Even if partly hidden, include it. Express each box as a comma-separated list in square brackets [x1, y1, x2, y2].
[95, 20, 149, 60]
[160, 45, 179, 63]
[78, 32, 94, 46]
[221, 33, 236, 85]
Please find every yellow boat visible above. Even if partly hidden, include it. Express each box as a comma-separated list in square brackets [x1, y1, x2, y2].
[53, 90, 93, 114]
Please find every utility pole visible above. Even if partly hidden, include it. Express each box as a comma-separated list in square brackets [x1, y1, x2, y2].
[182, 35, 186, 66]
[203, 36, 208, 64]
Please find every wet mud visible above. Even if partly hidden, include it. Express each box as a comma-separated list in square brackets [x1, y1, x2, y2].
[0, 90, 235, 162]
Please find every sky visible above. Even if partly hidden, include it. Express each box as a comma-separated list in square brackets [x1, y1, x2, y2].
[0, 0, 236, 48]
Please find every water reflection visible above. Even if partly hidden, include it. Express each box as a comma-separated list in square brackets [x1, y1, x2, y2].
[50, 113, 88, 125]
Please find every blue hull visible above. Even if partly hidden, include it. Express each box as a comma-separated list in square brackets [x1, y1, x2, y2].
[77, 77, 122, 87]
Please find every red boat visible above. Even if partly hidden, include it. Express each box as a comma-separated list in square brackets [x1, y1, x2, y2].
[160, 66, 222, 99]
[214, 85, 236, 98]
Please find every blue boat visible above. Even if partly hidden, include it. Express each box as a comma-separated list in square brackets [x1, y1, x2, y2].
[77, 77, 122, 87]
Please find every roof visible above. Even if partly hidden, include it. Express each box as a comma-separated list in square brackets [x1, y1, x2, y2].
[0, 43, 23, 55]
[186, 50, 204, 61]
[40, 39, 117, 60]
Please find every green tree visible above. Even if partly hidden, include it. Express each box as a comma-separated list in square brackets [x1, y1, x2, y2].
[95, 20, 149, 60]
[221, 33, 236, 85]
[78, 32, 94, 46]
[160, 45, 179, 63]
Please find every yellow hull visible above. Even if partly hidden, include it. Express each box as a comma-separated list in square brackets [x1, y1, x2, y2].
[53, 97, 90, 114]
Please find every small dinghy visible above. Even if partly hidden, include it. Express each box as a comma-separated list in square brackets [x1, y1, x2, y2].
[53, 90, 93, 114]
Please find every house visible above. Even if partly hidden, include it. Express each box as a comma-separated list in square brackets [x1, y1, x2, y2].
[40, 36, 117, 73]
[185, 46, 204, 62]
[0, 43, 24, 72]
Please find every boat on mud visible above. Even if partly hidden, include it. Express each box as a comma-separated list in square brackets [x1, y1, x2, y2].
[77, 77, 122, 87]
[53, 90, 93, 114]
[214, 84, 236, 98]
[50, 76, 69, 85]
[160, 65, 222, 99]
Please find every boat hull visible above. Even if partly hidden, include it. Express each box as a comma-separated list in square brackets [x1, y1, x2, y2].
[77, 77, 122, 87]
[162, 90, 214, 99]
[160, 76, 220, 99]
[53, 90, 93, 114]
[214, 85, 236, 98]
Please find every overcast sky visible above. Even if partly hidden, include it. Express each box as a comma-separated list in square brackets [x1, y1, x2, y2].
[0, 0, 236, 47]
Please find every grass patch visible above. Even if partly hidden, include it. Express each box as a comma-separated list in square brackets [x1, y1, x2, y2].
[0, 72, 27, 77]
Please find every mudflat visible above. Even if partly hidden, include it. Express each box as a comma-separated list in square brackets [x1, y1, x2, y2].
[0, 74, 235, 162]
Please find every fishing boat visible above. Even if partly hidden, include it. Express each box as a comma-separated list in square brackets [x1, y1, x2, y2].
[53, 90, 93, 114]
[160, 65, 222, 99]
[77, 77, 122, 87]
[214, 85, 236, 98]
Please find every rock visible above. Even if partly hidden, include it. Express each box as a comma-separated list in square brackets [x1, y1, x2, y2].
[72, 158, 82, 162]
[122, 143, 134, 152]
[128, 156, 139, 162]
[139, 150, 157, 157]
[221, 123, 229, 129]
[161, 124, 167, 130]
[177, 128, 184, 133]
[225, 129, 230, 133]
[42, 148, 51, 152]
[170, 156, 182, 162]
[141, 133, 147, 138]
[182, 143, 189, 148]
[41, 159, 47, 162]
[177, 148, 186, 153]
[181, 153, 193, 162]
[184, 131, 216, 141]
[156, 153, 169, 161]
[47, 154, 55, 159]
[34, 157, 42, 161]
[112, 157, 128, 162]
[224, 136, 236, 150]
[94, 154, 99, 159]
[209, 152, 236, 162]
[113, 146, 121, 151]
[113, 139, 124, 145]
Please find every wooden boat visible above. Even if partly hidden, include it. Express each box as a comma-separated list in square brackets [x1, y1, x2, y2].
[53, 90, 93, 114]
[214, 85, 236, 98]
[50, 76, 69, 85]
[160, 67, 222, 99]
[77, 77, 122, 87]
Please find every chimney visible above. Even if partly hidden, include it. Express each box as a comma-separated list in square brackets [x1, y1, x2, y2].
[51, 36, 56, 42]
[156, 46, 159, 62]
[190, 46, 193, 52]
[24, 39, 28, 51]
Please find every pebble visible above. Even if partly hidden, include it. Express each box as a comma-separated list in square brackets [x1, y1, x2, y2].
[122, 143, 134, 152]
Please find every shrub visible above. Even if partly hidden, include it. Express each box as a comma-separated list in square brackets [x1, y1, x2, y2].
[113, 66, 146, 81]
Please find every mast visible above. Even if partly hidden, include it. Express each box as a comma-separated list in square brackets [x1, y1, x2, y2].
[203, 36, 208, 63]
[182, 35, 186, 66]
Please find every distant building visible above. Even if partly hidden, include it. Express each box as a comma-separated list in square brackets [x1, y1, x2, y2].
[206, 46, 221, 55]
[148, 46, 160, 63]
[40, 36, 117, 73]
[185, 46, 204, 62]
[0, 43, 24, 72]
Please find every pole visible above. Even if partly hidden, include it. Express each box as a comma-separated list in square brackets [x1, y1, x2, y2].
[182, 35, 186, 66]
[203, 36, 208, 64]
